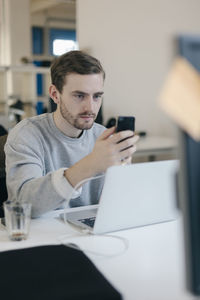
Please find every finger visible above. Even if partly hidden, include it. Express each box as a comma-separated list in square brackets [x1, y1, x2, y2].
[126, 157, 132, 164]
[111, 131, 138, 144]
[97, 126, 116, 141]
[120, 156, 132, 166]
[117, 135, 139, 152]
[119, 145, 137, 161]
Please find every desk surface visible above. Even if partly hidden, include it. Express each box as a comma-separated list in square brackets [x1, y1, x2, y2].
[0, 212, 195, 300]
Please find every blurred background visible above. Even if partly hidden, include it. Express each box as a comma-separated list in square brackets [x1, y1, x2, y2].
[0, 0, 200, 161]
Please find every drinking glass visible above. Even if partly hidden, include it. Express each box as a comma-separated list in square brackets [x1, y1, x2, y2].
[3, 201, 32, 241]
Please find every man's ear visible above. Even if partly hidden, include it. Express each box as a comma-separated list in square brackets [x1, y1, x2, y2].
[49, 84, 60, 105]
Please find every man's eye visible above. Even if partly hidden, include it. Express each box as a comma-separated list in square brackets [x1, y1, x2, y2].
[94, 95, 102, 101]
[75, 94, 84, 99]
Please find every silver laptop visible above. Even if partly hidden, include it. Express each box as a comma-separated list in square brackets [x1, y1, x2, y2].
[63, 160, 179, 234]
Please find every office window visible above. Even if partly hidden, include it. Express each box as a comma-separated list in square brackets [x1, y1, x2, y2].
[49, 28, 76, 56]
[53, 39, 77, 56]
[32, 27, 77, 56]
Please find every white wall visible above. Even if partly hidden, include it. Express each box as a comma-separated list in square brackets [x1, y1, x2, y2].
[77, 0, 200, 137]
[2, 0, 31, 65]
[0, 0, 31, 99]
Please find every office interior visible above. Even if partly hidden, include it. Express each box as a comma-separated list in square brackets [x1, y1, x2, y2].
[2, 0, 200, 162]
[1, 1, 200, 299]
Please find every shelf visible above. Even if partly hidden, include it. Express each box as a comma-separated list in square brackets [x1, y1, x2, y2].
[9, 65, 50, 74]
[0, 64, 51, 107]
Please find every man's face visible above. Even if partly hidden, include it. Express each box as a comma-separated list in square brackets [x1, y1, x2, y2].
[57, 73, 104, 130]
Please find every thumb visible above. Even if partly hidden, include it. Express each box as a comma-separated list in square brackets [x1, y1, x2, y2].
[98, 126, 116, 140]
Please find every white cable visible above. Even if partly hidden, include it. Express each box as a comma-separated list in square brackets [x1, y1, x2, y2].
[58, 230, 129, 258]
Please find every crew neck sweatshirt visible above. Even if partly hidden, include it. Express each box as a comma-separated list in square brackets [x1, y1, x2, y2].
[5, 113, 106, 217]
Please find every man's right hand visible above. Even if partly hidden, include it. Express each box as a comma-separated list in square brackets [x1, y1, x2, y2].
[65, 126, 139, 189]
[89, 126, 139, 173]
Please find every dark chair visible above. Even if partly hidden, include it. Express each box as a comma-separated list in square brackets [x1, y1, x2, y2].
[0, 125, 7, 136]
[0, 134, 8, 217]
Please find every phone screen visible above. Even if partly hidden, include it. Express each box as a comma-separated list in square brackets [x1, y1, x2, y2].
[116, 116, 135, 132]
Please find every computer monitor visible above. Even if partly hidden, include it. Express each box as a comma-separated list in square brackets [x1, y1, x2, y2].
[178, 130, 200, 295]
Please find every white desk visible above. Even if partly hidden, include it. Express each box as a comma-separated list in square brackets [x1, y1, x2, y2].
[0, 212, 196, 300]
[134, 136, 177, 161]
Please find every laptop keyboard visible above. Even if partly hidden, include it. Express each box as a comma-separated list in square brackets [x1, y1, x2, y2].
[79, 217, 96, 228]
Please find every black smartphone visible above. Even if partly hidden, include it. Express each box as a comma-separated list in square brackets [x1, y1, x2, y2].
[116, 116, 135, 132]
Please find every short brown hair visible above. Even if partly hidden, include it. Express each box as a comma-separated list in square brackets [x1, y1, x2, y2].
[50, 50, 105, 93]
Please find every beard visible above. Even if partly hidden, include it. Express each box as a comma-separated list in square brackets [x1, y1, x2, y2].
[59, 98, 97, 130]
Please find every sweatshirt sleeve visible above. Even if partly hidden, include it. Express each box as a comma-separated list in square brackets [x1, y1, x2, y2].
[5, 139, 81, 218]
[51, 168, 82, 199]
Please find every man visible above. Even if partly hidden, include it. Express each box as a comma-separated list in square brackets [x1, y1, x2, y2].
[5, 51, 138, 217]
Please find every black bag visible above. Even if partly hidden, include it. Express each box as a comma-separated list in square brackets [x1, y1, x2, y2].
[0, 245, 122, 300]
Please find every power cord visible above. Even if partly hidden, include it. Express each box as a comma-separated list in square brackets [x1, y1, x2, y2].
[57, 230, 129, 258]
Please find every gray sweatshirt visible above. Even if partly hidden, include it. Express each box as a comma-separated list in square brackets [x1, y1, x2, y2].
[5, 113, 105, 217]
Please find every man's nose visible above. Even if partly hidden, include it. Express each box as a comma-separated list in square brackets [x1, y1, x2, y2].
[83, 96, 94, 111]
